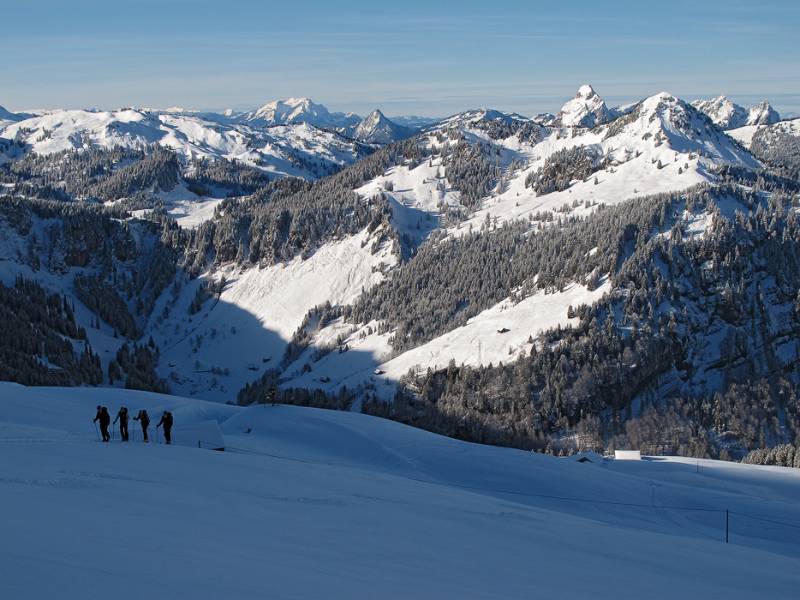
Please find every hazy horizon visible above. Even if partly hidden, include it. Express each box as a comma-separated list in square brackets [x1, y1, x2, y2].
[2, 0, 799, 117]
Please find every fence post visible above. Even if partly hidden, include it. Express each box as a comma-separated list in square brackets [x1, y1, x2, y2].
[725, 509, 729, 544]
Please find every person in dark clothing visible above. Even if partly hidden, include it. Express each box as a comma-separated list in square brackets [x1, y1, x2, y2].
[114, 406, 129, 441]
[93, 406, 111, 442]
[133, 409, 150, 442]
[156, 410, 173, 444]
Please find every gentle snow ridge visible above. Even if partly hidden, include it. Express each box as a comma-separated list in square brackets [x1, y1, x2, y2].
[1, 382, 799, 599]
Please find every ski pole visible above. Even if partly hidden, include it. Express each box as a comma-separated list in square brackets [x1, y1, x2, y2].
[94, 421, 100, 441]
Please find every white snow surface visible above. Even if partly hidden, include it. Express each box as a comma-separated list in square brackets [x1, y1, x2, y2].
[1, 382, 800, 599]
[692, 95, 780, 130]
[691, 95, 749, 130]
[353, 109, 411, 144]
[126, 183, 226, 229]
[728, 117, 800, 148]
[727, 124, 761, 147]
[0, 108, 365, 180]
[151, 228, 396, 402]
[557, 83, 611, 128]
[242, 97, 360, 130]
[450, 92, 758, 236]
[282, 280, 612, 396]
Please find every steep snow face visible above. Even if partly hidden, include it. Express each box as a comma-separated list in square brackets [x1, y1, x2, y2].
[557, 84, 611, 128]
[243, 97, 360, 130]
[150, 228, 397, 402]
[0, 109, 367, 179]
[691, 95, 748, 130]
[746, 100, 780, 126]
[2, 383, 800, 599]
[353, 109, 412, 144]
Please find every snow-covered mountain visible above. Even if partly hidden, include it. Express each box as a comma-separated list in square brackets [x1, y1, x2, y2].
[728, 115, 800, 149]
[0, 107, 369, 180]
[746, 99, 781, 126]
[264, 91, 767, 422]
[692, 95, 780, 130]
[242, 96, 360, 130]
[429, 107, 542, 144]
[691, 95, 748, 129]
[353, 109, 413, 144]
[556, 84, 612, 128]
[1, 83, 798, 462]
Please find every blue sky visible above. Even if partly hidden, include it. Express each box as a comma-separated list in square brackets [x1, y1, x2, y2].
[2, 0, 798, 117]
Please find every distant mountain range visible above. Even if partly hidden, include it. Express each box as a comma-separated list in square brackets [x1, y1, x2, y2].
[691, 95, 780, 130]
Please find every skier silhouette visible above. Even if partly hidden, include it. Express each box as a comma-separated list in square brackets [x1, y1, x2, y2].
[156, 411, 173, 445]
[93, 406, 111, 442]
[113, 406, 129, 441]
[133, 409, 150, 442]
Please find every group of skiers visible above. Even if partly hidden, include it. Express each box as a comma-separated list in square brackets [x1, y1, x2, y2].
[92, 406, 174, 444]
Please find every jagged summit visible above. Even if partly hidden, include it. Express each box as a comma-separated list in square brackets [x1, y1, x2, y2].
[746, 100, 780, 126]
[691, 95, 748, 130]
[691, 95, 781, 130]
[557, 84, 611, 128]
[353, 109, 412, 144]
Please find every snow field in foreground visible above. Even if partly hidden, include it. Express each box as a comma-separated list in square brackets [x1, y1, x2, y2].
[1, 382, 800, 599]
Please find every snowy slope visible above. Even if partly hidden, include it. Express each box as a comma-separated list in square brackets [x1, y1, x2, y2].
[728, 117, 800, 148]
[283, 90, 761, 397]
[0, 108, 367, 180]
[352, 88, 757, 245]
[0, 212, 171, 375]
[1, 382, 800, 599]
[150, 228, 397, 402]
[431, 107, 533, 135]
[354, 149, 461, 247]
[282, 281, 611, 396]
[126, 184, 226, 229]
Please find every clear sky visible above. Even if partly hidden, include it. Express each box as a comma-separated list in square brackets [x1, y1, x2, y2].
[2, 0, 798, 117]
